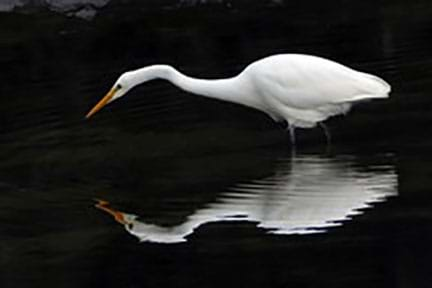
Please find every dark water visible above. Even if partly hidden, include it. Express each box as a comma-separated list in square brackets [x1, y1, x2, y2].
[1, 1, 432, 287]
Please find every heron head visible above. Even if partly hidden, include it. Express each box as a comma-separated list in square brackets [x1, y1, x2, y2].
[122, 214, 139, 229]
[94, 199, 137, 226]
[85, 72, 134, 119]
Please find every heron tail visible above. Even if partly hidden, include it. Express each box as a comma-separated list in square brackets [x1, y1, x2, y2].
[355, 72, 391, 99]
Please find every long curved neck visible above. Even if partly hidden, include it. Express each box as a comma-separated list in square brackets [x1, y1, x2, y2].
[128, 65, 254, 107]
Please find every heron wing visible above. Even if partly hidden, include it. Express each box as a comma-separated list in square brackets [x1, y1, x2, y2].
[247, 54, 390, 110]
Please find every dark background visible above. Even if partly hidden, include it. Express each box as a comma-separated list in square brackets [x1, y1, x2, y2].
[1, 1, 432, 287]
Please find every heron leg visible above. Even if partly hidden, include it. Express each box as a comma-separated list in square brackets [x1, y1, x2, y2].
[288, 124, 296, 147]
[319, 122, 331, 146]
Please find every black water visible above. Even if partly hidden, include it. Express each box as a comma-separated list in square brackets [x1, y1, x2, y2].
[1, 1, 432, 287]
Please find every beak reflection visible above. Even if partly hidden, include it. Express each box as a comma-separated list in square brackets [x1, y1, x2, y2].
[94, 199, 128, 225]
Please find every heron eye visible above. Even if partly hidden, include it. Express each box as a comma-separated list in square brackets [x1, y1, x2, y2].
[116, 84, 123, 89]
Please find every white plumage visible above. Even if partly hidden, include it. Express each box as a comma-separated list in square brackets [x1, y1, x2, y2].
[86, 54, 391, 143]
[240, 54, 390, 126]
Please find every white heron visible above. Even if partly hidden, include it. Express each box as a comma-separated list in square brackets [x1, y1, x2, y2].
[86, 54, 391, 144]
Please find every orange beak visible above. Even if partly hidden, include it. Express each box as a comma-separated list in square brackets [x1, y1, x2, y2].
[95, 199, 128, 225]
[86, 87, 118, 119]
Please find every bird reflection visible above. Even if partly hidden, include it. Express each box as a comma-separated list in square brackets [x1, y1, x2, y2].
[95, 154, 397, 243]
